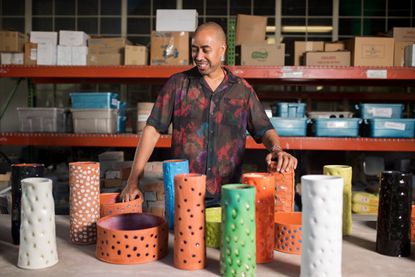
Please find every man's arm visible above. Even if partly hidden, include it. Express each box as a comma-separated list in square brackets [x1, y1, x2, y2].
[120, 125, 161, 202]
[262, 128, 297, 173]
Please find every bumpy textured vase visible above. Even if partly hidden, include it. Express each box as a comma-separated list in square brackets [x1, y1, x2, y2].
[242, 172, 275, 263]
[69, 162, 100, 244]
[18, 178, 58, 269]
[206, 207, 221, 249]
[221, 184, 256, 277]
[100, 193, 143, 217]
[162, 159, 189, 230]
[11, 163, 44, 245]
[274, 212, 302, 255]
[323, 165, 353, 236]
[268, 166, 295, 212]
[300, 175, 343, 277]
[376, 171, 412, 257]
[173, 173, 206, 270]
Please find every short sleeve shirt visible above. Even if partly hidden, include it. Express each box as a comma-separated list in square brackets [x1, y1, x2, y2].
[147, 67, 273, 199]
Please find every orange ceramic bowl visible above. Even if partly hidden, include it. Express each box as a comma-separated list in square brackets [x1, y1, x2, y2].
[274, 212, 302, 255]
[100, 193, 143, 218]
[96, 213, 168, 264]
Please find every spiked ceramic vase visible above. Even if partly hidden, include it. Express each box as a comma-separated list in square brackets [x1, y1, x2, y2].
[173, 173, 206, 270]
[221, 184, 256, 277]
[162, 159, 189, 230]
[268, 165, 295, 212]
[11, 163, 44, 245]
[18, 178, 58, 269]
[300, 175, 343, 277]
[376, 171, 412, 257]
[242, 172, 275, 263]
[69, 161, 100, 244]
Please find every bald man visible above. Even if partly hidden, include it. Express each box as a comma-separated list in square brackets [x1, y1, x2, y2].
[120, 22, 297, 204]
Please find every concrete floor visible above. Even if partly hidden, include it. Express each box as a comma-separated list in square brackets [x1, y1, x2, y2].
[0, 214, 414, 276]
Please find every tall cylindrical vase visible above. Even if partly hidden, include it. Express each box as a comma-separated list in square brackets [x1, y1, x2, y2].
[173, 173, 206, 270]
[268, 168, 295, 213]
[323, 165, 353, 236]
[69, 162, 100, 244]
[242, 172, 275, 263]
[376, 171, 412, 257]
[221, 184, 256, 277]
[18, 178, 58, 269]
[11, 163, 44, 245]
[163, 159, 189, 230]
[301, 175, 343, 277]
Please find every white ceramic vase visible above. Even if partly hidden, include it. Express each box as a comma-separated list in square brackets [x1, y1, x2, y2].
[300, 175, 343, 277]
[18, 177, 59, 269]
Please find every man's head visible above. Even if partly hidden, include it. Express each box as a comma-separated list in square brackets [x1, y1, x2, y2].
[192, 22, 227, 76]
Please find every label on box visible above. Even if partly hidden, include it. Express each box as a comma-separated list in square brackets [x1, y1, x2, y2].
[370, 108, 392, 117]
[366, 70, 387, 79]
[30, 49, 37, 60]
[282, 71, 303, 78]
[327, 121, 347, 128]
[384, 122, 406, 130]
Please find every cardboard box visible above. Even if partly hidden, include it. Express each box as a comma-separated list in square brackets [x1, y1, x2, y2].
[404, 44, 415, 66]
[239, 43, 285, 66]
[294, 41, 324, 65]
[150, 31, 189, 65]
[1, 53, 24, 65]
[148, 207, 165, 218]
[57, 45, 72, 65]
[304, 51, 351, 66]
[125, 45, 147, 65]
[59, 30, 89, 46]
[120, 167, 131, 180]
[235, 14, 267, 46]
[30, 31, 58, 45]
[103, 179, 125, 188]
[71, 46, 88, 65]
[88, 37, 131, 54]
[393, 27, 415, 41]
[394, 41, 414, 66]
[156, 9, 198, 32]
[37, 43, 57, 65]
[346, 37, 394, 66]
[0, 31, 26, 52]
[87, 53, 122, 65]
[324, 41, 345, 51]
[24, 42, 37, 65]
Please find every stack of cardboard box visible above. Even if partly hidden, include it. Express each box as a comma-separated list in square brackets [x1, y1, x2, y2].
[57, 31, 89, 65]
[0, 31, 25, 65]
[139, 161, 165, 218]
[87, 37, 131, 66]
[29, 31, 58, 65]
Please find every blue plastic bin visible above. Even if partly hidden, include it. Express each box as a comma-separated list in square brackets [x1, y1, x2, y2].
[270, 117, 308, 136]
[364, 118, 415, 138]
[271, 102, 306, 118]
[313, 118, 361, 137]
[70, 92, 119, 109]
[356, 103, 403, 119]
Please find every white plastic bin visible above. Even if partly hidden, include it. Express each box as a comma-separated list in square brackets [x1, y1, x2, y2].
[17, 107, 67, 132]
[71, 109, 118, 133]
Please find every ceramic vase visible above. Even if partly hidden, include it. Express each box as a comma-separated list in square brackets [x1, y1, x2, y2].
[411, 204, 415, 242]
[274, 212, 302, 255]
[376, 171, 412, 257]
[11, 163, 44, 245]
[220, 184, 256, 277]
[69, 161, 100, 244]
[173, 173, 206, 270]
[242, 172, 275, 263]
[100, 193, 143, 217]
[323, 165, 353, 236]
[206, 207, 221, 249]
[268, 167, 295, 212]
[300, 175, 343, 277]
[18, 178, 58, 269]
[162, 159, 189, 230]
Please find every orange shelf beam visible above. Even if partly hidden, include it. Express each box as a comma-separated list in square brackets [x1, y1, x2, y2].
[1, 133, 414, 152]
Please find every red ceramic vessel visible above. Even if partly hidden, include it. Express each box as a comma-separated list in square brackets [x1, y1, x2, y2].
[100, 193, 143, 218]
[274, 212, 302, 255]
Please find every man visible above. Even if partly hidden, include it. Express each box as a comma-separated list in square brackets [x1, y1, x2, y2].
[120, 22, 297, 203]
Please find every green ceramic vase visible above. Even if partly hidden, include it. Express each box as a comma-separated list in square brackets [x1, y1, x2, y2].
[220, 184, 256, 277]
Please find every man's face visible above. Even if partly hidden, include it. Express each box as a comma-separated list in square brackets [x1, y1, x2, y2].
[191, 28, 226, 76]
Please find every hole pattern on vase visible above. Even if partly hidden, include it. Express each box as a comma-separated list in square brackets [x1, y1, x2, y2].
[268, 167, 295, 213]
[220, 184, 256, 276]
[69, 162, 100, 244]
[173, 173, 206, 270]
[274, 212, 302, 255]
[100, 193, 143, 218]
[96, 213, 168, 264]
[206, 207, 221, 249]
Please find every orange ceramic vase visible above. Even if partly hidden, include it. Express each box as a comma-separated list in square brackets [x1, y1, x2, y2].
[242, 172, 275, 263]
[173, 173, 206, 270]
[411, 204, 415, 242]
[100, 193, 143, 218]
[268, 164, 295, 212]
[69, 161, 100, 244]
[274, 212, 302, 255]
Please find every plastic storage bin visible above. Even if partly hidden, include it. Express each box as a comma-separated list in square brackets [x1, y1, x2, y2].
[313, 118, 361, 137]
[307, 111, 354, 119]
[356, 103, 403, 119]
[70, 92, 119, 109]
[364, 118, 415, 138]
[271, 102, 306, 118]
[17, 107, 67, 132]
[270, 117, 308, 136]
[71, 109, 118, 133]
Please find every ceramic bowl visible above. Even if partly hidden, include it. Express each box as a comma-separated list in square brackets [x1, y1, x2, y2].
[100, 193, 143, 218]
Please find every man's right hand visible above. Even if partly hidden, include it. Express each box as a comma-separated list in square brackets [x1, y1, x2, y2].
[120, 181, 143, 202]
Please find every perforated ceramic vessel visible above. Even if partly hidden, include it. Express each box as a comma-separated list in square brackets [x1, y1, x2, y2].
[100, 193, 143, 218]
[274, 212, 302, 255]
[206, 207, 221, 249]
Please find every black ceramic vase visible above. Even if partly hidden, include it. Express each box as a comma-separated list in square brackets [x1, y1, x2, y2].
[376, 171, 412, 257]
